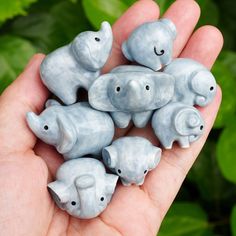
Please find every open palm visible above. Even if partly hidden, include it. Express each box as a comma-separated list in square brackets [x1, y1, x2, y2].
[0, 0, 223, 235]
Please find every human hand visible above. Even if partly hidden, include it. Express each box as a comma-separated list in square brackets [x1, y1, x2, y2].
[0, 0, 223, 235]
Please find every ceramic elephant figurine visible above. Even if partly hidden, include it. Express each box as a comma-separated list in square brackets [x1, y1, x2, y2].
[102, 137, 161, 186]
[88, 71, 175, 128]
[152, 102, 204, 149]
[163, 58, 217, 106]
[40, 21, 113, 105]
[48, 158, 118, 219]
[26, 100, 114, 160]
[122, 18, 177, 71]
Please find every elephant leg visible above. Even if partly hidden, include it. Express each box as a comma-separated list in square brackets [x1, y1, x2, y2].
[178, 137, 190, 148]
[159, 136, 174, 149]
[110, 112, 131, 128]
[132, 111, 153, 128]
[58, 86, 78, 105]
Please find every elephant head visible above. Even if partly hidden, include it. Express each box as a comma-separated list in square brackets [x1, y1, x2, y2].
[174, 107, 204, 142]
[189, 70, 217, 106]
[26, 107, 76, 154]
[122, 18, 176, 71]
[71, 21, 113, 72]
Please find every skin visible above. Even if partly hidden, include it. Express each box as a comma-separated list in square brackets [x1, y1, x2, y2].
[0, 0, 223, 235]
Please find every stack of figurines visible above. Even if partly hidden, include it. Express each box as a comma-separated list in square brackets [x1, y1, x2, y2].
[26, 19, 216, 219]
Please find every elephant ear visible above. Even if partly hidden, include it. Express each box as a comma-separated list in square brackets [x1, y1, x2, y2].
[148, 147, 162, 170]
[105, 174, 119, 195]
[159, 18, 177, 39]
[152, 73, 175, 109]
[75, 175, 95, 189]
[56, 113, 77, 154]
[47, 181, 69, 208]
[174, 108, 200, 136]
[88, 74, 117, 111]
[121, 41, 133, 61]
[102, 146, 118, 168]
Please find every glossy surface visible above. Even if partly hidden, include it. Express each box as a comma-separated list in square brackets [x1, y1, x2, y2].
[102, 136, 161, 186]
[88, 71, 175, 128]
[163, 58, 217, 106]
[152, 102, 204, 149]
[122, 18, 176, 71]
[40, 21, 113, 105]
[26, 101, 114, 160]
[48, 158, 118, 219]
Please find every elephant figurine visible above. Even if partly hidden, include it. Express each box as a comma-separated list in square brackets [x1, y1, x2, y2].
[40, 21, 113, 105]
[26, 100, 114, 160]
[151, 102, 204, 149]
[122, 18, 177, 71]
[48, 158, 119, 219]
[88, 71, 175, 128]
[102, 137, 161, 186]
[163, 58, 217, 106]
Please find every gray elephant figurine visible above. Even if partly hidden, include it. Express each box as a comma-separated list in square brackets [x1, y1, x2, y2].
[122, 18, 177, 71]
[88, 71, 175, 128]
[40, 21, 113, 105]
[102, 137, 161, 186]
[152, 102, 204, 149]
[163, 58, 217, 106]
[48, 158, 118, 219]
[26, 100, 114, 160]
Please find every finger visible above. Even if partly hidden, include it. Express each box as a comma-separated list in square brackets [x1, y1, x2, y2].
[103, 0, 160, 73]
[141, 27, 223, 219]
[0, 54, 49, 156]
[163, 0, 201, 57]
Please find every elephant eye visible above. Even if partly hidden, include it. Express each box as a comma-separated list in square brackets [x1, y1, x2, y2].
[116, 86, 121, 93]
[117, 169, 122, 174]
[71, 201, 76, 206]
[144, 170, 148, 174]
[145, 85, 150, 90]
[200, 125, 204, 130]
[210, 86, 214, 91]
[95, 37, 100, 42]
[44, 125, 49, 131]
[100, 197, 104, 201]
[154, 47, 165, 56]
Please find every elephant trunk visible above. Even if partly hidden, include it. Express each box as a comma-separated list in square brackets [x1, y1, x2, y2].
[126, 80, 143, 110]
[26, 112, 41, 136]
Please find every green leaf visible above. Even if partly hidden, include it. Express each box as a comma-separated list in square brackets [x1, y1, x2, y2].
[212, 51, 236, 128]
[216, 124, 236, 184]
[0, 0, 38, 23]
[0, 36, 36, 93]
[82, 0, 129, 29]
[231, 205, 236, 236]
[158, 202, 212, 236]
[156, 0, 174, 15]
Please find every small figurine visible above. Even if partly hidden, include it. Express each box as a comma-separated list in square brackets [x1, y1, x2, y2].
[48, 158, 118, 219]
[40, 21, 113, 105]
[163, 58, 217, 106]
[88, 71, 175, 128]
[122, 18, 176, 71]
[152, 102, 204, 149]
[26, 100, 114, 160]
[102, 136, 161, 186]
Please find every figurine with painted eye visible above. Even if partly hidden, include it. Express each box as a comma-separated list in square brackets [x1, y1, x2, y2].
[163, 58, 217, 106]
[122, 18, 177, 71]
[152, 102, 204, 149]
[48, 158, 118, 219]
[102, 136, 161, 186]
[40, 21, 113, 105]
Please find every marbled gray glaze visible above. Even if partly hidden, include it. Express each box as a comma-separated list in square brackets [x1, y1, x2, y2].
[48, 158, 118, 219]
[152, 102, 204, 149]
[26, 100, 114, 160]
[163, 58, 217, 106]
[88, 71, 175, 128]
[111, 65, 153, 73]
[102, 137, 161, 186]
[122, 18, 176, 71]
[40, 21, 113, 105]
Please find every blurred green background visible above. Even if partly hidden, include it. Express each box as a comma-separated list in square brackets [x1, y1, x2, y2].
[0, 0, 235, 235]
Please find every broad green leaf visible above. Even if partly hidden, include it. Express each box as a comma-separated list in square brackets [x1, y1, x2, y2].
[0, 36, 36, 93]
[0, 0, 38, 23]
[216, 124, 236, 183]
[158, 202, 212, 236]
[231, 205, 236, 236]
[212, 52, 236, 128]
[82, 0, 129, 29]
